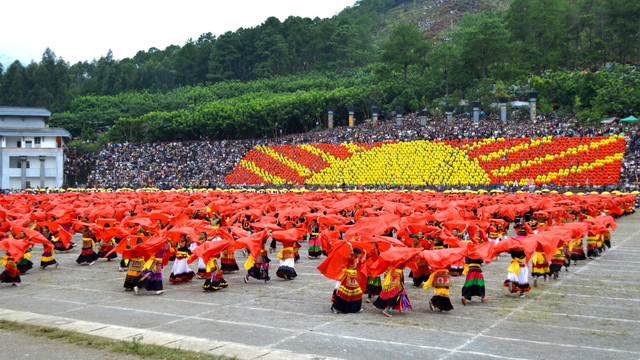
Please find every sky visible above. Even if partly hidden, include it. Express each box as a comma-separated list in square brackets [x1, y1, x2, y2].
[0, 0, 356, 70]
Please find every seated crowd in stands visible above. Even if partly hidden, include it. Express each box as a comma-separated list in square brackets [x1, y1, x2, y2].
[64, 112, 640, 190]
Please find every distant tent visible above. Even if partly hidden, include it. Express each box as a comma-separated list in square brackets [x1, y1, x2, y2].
[620, 115, 638, 123]
[600, 117, 616, 124]
[510, 101, 529, 108]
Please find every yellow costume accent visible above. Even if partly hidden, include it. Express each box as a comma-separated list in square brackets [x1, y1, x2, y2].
[277, 247, 294, 260]
[143, 258, 155, 271]
[507, 258, 523, 276]
[382, 269, 402, 289]
[206, 257, 218, 272]
[423, 269, 450, 297]
[532, 252, 544, 265]
[462, 263, 481, 275]
[244, 255, 255, 270]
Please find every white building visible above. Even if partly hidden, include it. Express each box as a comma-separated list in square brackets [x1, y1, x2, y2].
[0, 106, 70, 189]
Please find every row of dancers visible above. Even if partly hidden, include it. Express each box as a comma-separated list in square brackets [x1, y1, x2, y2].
[1, 211, 615, 322]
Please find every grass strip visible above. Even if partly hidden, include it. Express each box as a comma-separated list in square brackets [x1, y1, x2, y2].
[0, 319, 234, 360]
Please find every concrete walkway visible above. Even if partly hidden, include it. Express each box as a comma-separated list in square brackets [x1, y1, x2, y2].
[0, 308, 321, 359]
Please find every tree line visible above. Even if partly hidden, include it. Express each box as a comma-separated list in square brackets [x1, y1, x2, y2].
[0, 0, 638, 142]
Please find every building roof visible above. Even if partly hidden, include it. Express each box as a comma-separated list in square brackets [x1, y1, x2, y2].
[0, 127, 70, 137]
[0, 106, 51, 118]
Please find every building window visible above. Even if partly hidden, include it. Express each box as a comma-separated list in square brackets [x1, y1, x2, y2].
[16, 141, 21, 148]
[34, 137, 41, 146]
[9, 157, 30, 168]
[25, 140, 33, 148]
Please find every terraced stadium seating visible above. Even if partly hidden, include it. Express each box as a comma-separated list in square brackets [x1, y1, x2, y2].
[224, 136, 625, 187]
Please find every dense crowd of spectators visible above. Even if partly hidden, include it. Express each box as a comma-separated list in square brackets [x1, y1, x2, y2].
[621, 131, 640, 187]
[63, 112, 640, 190]
[83, 140, 255, 189]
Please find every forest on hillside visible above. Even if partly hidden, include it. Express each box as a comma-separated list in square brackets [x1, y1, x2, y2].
[0, 0, 638, 142]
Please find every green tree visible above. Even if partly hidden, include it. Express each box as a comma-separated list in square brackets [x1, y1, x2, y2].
[455, 11, 510, 79]
[428, 41, 465, 97]
[0, 61, 31, 105]
[208, 30, 253, 81]
[254, 17, 290, 77]
[174, 40, 201, 86]
[282, 16, 314, 73]
[602, 0, 640, 64]
[381, 23, 427, 83]
[31, 48, 72, 110]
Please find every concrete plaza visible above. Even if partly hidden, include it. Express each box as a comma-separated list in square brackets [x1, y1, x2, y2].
[1, 212, 640, 359]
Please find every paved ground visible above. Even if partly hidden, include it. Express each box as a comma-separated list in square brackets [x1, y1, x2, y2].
[1, 212, 640, 360]
[0, 328, 146, 360]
